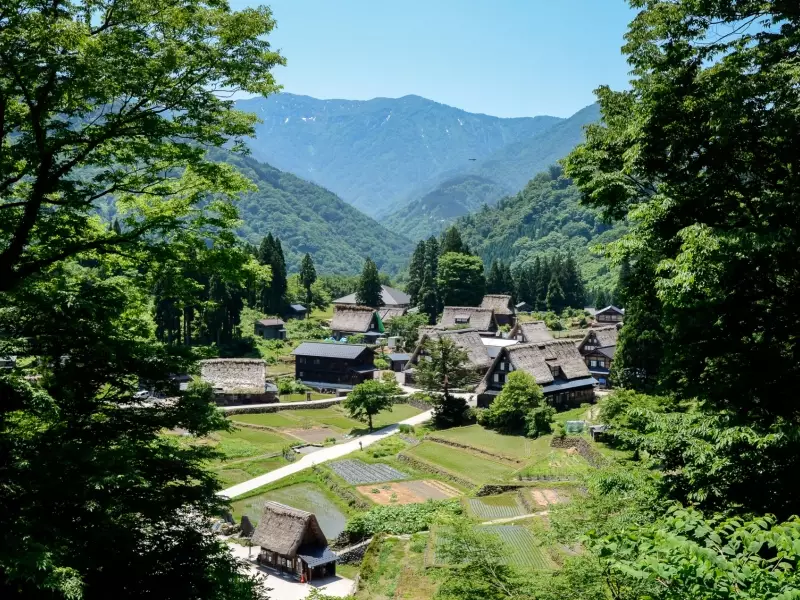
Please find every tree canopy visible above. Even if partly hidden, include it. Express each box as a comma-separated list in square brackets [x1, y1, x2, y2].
[355, 257, 383, 307]
[437, 252, 485, 308]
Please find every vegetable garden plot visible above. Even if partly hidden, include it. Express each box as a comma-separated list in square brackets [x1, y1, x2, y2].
[329, 459, 409, 484]
[467, 495, 527, 519]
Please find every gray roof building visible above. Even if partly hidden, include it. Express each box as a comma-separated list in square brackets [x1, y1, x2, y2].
[332, 285, 411, 308]
[292, 342, 370, 360]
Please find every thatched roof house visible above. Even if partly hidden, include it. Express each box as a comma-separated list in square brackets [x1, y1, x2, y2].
[476, 339, 596, 409]
[331, 306, 384, 341]
[480, 294, 515, 316]
[378, 306, 407, 324]
[438, 307, 497, 333]
[404, 328, 492, 388]
[577, 325, 620, 390]
[509, 321, 553, 343]
[252, 501, 337, 582]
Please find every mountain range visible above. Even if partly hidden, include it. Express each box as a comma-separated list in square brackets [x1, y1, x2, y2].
[236, 93, 563, 216]
[213, 150, 414, 276]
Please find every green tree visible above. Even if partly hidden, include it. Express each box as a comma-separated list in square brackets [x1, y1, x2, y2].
[525, 405, 555, 439]
[344, 379, 399, 431]
[564, 0, 800, 421]
[0, 0, 283, 596]
[500, 261, 516, 302]
[299, 253, 317, 315]
[387, 312, 429, 352]
[479, 371, 544, 434]
[437, 252, 485, 307]
[414, 337, 471, 428]
[486, 259, 504, 294]
[418, 236, 441, 324]
[560, 255, 585, 309]
[406, 240, 427, 305]
[545, 274, 566, 313]
[440, 225, 469, 255]
[355, 257, 383, 307]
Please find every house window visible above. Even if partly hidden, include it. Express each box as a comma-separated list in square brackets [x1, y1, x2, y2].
[493, 373, 500, 383]
[297, 357, 305, 364]
[550, 366, 560, 377]
[499, 362, 505, 371]
[313, 358, 321, 365]
[590, 359, 598, 367]
[455, 317, 469, 324]
[299, 371, 304, 377]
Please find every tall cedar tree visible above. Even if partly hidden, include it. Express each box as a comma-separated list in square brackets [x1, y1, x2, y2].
[406, 240, 427, 306]
[414, 337, 471, 428]
[500, 261, 516, 302]
[486, 260, 504, 294]
[258, 234, 288, 315]
[437, 252, 486, 307]
[440, 225, 470, 255]
[355, 257, 383, 307]
[419, 237, 441, 324]
[0, 0, 284, 596]
[545, 274, 567, 313]
[299, 253, 317, 315]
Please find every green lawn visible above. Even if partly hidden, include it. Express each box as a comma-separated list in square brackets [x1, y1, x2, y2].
[553, 405, 592, 424]
[429, 425, 532, 459]
[211, 456, 288, 487]
[210, 427, 293, 459]
[229, 404, 423, 435]
[517, 445, 590, 478]
[407, 441, 515, 484]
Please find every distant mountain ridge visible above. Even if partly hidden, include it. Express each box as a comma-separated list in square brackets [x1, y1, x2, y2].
[212, 150, 414, 276]
[383, 103, 601, 240]
[236, 93, 563, 216]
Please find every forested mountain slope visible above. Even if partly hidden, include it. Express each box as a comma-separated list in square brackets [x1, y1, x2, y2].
[384, 104, 601, 240]
[236, 93, 562, 216]
[215, 151, 414, 275]
[456, 166, 625, 290]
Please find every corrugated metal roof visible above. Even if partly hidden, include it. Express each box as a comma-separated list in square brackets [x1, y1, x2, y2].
[297, 545, 338, 568]
[292, 342, 368, 360]
[541, 377, 597, 394]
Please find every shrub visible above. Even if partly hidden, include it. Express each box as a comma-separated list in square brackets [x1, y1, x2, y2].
[374, 357, 389, 370]
[277, 378, 309, 395]
[398, 424, 415, 434]
[525, 405, 556, 438]
[554, 423, 567, 440]
[344, 500, 463, 539]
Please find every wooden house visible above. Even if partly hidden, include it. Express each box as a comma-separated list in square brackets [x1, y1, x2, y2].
[291, 342, 376, 391]
[404, 328, 492, 388]
[331, 305, 385, 342]
[253, 501, 337, 582]
[285, 304, 308, 320]
[476, 340, 596, 409]
[332, 285, 411, 308]
[387, 352, 410, 372]
[589, 305, 624, 325]
[479, 294, 516, 326]
[254, 318, 286, 340]
[577, 326, 619, 389]
[508, 321, 553, 343]
[438, 306, 497, 335]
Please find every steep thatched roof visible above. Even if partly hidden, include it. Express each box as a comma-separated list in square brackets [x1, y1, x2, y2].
[439, 307, 496, 331]
[584, 326, 619, 349]
[479, 294, 515, 315]
[476, 339, 591, 394]
[378, 307, 407, 323]
[251, 501, 328, 557]
[408, 328, 492, 373]
[331, 305, 378, 333]
[510, 321, 553, 343]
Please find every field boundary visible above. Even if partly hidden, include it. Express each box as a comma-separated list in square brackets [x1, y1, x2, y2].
[425, 435, 524, 465]
[550, 436, 605, 467]
[224, 398, 344, 415]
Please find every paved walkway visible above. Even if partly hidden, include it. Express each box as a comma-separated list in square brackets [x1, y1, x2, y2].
[479, 511, 548, 525]
[219, 408, 434, 498]
[228, 542, 355, 599]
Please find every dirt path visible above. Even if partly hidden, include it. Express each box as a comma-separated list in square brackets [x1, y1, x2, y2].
[479, 511, 549, 525]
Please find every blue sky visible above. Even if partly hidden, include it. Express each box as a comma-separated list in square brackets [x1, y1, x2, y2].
[229, 0, 636, 118]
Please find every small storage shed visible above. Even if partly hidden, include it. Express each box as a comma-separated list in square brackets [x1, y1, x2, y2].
[387, 353, 410, 372]
[255, 318, 286, 340]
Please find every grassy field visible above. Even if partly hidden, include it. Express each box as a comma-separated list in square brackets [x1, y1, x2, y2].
[484, 525, 557, 569]
[355, 535, 436, 600]
[406, 441, 516, 484]
[229, 404, 423, 435]
[429, 425, 532, 459]
[278, 392, 335, 403]
[517, 445, 591, 478]
[553, 404, 593, 424]
[211, 456, 288, 486]
[208, 427, 293, 459]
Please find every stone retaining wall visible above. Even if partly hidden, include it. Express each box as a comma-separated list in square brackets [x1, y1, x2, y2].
[335, 538, 373, 564]
[396, 453, 475, 490]
[550, 436, 605, 468]
[425, 435, 522, 464]
[224, 398, 344, 415]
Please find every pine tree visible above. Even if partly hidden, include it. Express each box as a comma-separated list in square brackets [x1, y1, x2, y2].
[561, 255, 586, 308]
[440, 226, 468, 255]
[299, 253, 317, 316]
[594, 288, 609, 308]
[501, 262, 516, 302]
[546, 274, 567, 313]
[486, 259, 503, 294]
[531, 256, 547, 310]
[414, 337, 471, 428]
[406, 241, 427, 305]
[419, 237, 441, 324]
[355, 257, 383, 307]
[271, 236, 288, 314]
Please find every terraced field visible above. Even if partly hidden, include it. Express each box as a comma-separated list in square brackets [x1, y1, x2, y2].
[406, 441, 516, 484]
[429, 425, 533, 459]
[467, 494, 527, 519]
[484, 526, 556, 569]
[229, 404, 422, 434]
